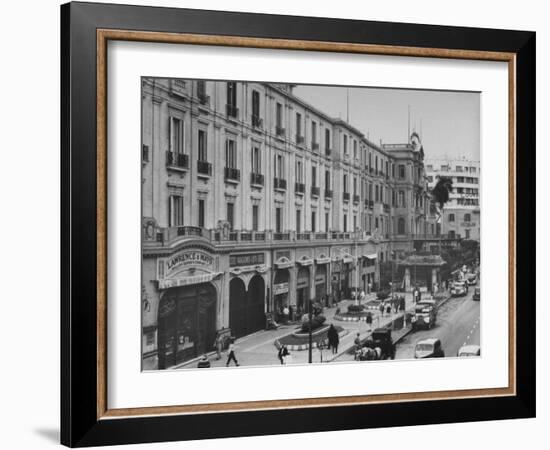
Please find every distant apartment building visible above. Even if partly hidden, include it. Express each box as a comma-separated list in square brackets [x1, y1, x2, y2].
[425, 158, 480, 241]
[141, 78, 441, 369]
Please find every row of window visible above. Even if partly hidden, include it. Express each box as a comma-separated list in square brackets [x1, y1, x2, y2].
[426, 164, 477, 174]
[169, 194, 421, 237]
[448, 213, 474, 222]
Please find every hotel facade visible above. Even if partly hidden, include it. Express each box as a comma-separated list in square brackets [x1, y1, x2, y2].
[425, 159, 480, 241]
[141, 79, 443, 369]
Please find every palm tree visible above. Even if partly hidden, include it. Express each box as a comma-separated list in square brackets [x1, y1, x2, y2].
[430, 176, 453, 253]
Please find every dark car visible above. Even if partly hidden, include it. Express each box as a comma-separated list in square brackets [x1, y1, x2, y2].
[364, 328, 396, 359]
[414, 338, 445, 358]
[473, 287, 480, 301]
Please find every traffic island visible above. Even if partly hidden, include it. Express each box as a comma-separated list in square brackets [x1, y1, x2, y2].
[275, 324, 347, 351]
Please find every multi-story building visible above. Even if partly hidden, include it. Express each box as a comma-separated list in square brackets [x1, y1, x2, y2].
[141, 79, 440, 369]
[425, 158, 480, 241]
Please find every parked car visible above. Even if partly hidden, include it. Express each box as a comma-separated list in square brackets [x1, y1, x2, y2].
[473, 287, 480, 301]
[457, 345, 481, 357]
[451, 281, 468, 297]
[414, 338, 445, 358]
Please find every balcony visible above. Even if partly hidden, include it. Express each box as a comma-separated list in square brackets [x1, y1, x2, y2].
[353, 194, 360, 204]
[198, 93, 210, 106]
[324, 189, 333, 199]
[250, 172, 264, 186]
[295, 182, 305, 194]
[276, 126, 286, 138]
[326, 147, 332, 156]
[312, 142, 319, 151]
[343, 192, 350, 202]
[274, 177, 287, 191]
[224, 167, 240, 182]
[197, 160, 212, 176]
[296, 134, 305, 145]
[166, 151, 189, 169]
[252, 115, 263, 129]
[226, 104, 239, 118]
[311, 186, 320, 197]
[170, 79, 186, 96]
[149, 226, 371, 248]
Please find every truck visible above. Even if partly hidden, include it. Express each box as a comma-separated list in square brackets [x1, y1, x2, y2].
[411, 299, 438, 330]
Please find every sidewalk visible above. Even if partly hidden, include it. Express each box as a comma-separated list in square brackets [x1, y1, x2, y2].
[175, 292, 417, 369]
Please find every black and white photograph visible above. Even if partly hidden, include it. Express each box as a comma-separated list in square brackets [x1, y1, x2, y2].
[141, 79, 481, 370]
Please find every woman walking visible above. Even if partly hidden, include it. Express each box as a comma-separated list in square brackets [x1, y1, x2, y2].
[327, 324, 339, 354]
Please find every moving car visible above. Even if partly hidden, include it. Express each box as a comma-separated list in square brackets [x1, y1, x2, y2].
[457, 345, 480, 357]
[411, 303, 437, 330]
[473, 287, 480, 301]
[414, 338, 445, 358]
[451, 280, 468, 297]
[466, 273, 478, 285]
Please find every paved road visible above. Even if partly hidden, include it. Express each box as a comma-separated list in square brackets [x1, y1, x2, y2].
[394, 287, 480, 360]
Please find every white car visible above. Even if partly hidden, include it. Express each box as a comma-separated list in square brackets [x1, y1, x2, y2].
[457, 345, 480, 357]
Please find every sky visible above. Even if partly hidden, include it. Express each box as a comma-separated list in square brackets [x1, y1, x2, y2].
[293, 84, 480, 162]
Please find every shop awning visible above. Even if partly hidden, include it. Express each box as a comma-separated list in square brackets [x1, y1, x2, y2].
[364, 253, 378, 260]
[342, 256, 354, 264]
[315, 256, 331, 264]
[297, 257, 314, 266]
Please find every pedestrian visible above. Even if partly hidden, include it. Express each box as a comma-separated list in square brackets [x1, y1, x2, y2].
[213, 333, 223, 360]
[379, 302, 385, 317]
[354, 332, 362, 360]
[368, 281, 372, 294]
[366, 312, 373, 330]
[386, 303, 392, 315]
[278, 345, 289, 365]
[225, 341, 239, 367]
[360, 290, 365, 303]
[327, 324, 339, 354]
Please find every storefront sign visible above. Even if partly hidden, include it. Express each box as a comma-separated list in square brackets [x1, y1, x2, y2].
[297, 279, 309, 288]
[166, 250, 214, 272]
[315, 274, 326, 284]
[273, 282, 289, 295]
[230, 253, 265, 267]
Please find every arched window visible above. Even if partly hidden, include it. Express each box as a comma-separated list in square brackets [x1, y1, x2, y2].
[397, 217, 406, 235]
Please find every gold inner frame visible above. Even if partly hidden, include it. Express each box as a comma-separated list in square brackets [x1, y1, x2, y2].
[96, 29, 516, 420]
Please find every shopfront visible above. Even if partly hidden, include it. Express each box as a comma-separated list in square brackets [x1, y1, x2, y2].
[296, 266, 310, 316]
[331, 259, 342, 302]
[273, 269, 290, 316]
[157, 283, 217, 369]
[314, 265, 328, 305]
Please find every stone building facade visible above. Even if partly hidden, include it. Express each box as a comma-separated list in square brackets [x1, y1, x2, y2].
[141, 79, 439, 369]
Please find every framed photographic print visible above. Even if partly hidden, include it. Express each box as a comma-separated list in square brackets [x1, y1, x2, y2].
[61, 1, 536, 447]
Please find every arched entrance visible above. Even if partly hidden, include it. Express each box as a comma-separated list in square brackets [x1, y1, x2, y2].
[157, 283, 217, 369]
[246, 275, 266, 335]
[229, 278, 247, 339]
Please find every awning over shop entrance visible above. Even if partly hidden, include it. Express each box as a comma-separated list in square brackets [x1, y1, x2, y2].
[364, 253, 378, 260]
[158, 272, 222, 289]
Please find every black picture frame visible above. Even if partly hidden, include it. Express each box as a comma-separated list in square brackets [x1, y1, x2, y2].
[61, 1, 535, 447]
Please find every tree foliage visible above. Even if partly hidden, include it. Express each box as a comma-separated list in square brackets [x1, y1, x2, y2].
[431, 176, 454, 210]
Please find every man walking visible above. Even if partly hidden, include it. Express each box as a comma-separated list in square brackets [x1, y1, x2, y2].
[226, 341, 239, 367]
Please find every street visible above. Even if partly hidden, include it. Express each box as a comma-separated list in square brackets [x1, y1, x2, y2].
[395, 287, 480, 360]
